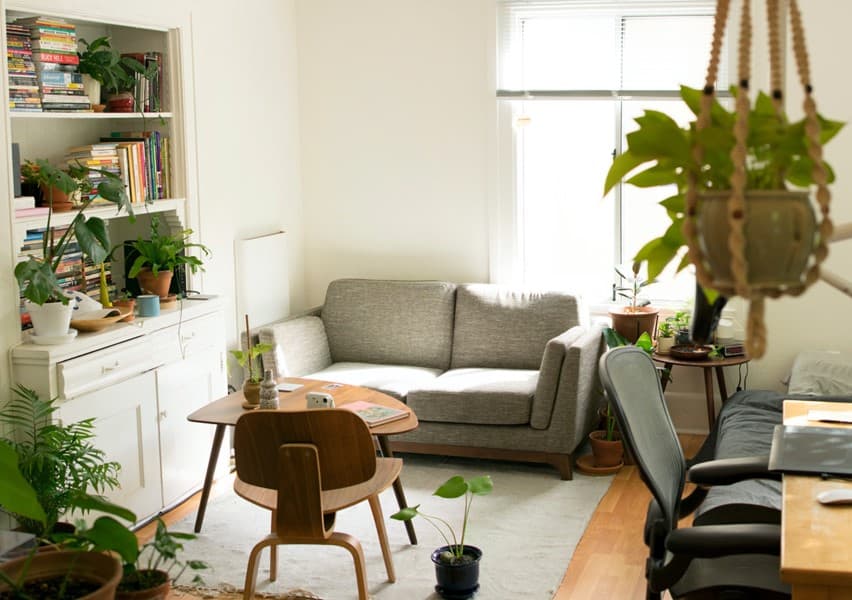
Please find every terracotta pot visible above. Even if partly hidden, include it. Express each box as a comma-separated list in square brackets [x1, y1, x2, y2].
[243, 380, 261, 408]
[696, 190, 816, 292]
[38, 183, 76, 212]
[589, 430, 624, 468]
[608, 306, 659, 344]
[136, 268, 173, 298]
[113, 298, 136, 321]
[0, 550, 122, 599]
[432, 545, 481, 600]
[116, 569, 170, 600]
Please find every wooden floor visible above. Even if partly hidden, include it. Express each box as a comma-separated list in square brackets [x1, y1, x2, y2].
[152, 434, 705, 600]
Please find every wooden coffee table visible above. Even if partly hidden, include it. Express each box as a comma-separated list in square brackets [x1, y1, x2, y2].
[187, 378, 420, 543]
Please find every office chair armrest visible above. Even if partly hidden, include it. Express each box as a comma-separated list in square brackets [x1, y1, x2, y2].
[665, 523, 781, 558]
[687, 456, 781, 486]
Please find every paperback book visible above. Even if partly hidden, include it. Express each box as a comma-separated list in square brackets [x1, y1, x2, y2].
[340, 401, 408, 427]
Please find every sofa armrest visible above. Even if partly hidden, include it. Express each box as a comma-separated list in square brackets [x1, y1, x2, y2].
[257, 308, 331, 378]
[531, 323, 605, 432]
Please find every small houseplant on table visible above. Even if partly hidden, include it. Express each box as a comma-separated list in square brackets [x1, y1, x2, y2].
[230, 315, 272, 408]
[14, 159, 132, 339]
[608, 263, 658, 344]
[126, 214, 210, 299]
[656, 319, 676, 355]
[603, 2, 844, 359]
[392, 475, 493, 600]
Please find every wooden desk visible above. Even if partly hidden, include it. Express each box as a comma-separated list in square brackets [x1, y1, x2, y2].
[653, 352, 750, 430]
[781, 400, 852, 599]
[187, 378, 420, 544]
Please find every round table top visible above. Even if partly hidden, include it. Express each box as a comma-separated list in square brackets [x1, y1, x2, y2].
[188, 377, 418, 435]
[652, 351, 750, 368]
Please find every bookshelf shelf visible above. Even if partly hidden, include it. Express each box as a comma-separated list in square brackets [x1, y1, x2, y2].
[13, 198, 184, 230]
[10, 111, 173, 120]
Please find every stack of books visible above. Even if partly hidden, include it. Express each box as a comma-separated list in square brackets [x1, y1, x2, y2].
[14, 195, 47, 218]
[17, 16, 90, 112]
[65, 142, 123, 205]
[6, 23, 41, 112]
[103, 130, 171, 201]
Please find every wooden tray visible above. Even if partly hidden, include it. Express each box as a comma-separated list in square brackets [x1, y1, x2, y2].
[70, 308, 131, 332]
[669, 345, 713, 360]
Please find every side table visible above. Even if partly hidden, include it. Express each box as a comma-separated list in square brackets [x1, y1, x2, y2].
[652, 352, 750, 430]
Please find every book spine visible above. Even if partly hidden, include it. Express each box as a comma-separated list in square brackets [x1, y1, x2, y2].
[32, 52, 79, 65]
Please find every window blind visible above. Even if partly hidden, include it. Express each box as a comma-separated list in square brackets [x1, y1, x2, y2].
[498, 0, 727, 95]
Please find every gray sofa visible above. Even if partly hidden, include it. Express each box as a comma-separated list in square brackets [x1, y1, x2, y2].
[257, 278, 606, 479]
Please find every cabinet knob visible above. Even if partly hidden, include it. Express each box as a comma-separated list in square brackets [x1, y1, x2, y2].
[159, 410, 168, 420]
[181, 333, 196, 342]
[102, 361, 120, 373]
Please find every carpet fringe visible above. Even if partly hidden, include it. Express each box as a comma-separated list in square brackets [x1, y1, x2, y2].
[173, 583, 324, 599]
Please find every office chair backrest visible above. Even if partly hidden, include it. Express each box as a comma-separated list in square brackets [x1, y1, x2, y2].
[599, 346, 686, 532]
[234, 409, 377, 492]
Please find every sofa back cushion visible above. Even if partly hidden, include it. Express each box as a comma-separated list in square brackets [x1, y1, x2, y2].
[450, 284, 580, 370]
[322, 279, 457, 370]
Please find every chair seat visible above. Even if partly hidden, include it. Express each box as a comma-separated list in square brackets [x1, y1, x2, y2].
[234, 456, 403, 514]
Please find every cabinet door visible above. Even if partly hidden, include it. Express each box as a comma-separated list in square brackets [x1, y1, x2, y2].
[156, 346, 227, 507]
[54, 371, 162, 524]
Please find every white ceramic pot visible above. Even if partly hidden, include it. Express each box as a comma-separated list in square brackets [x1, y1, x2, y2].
[82, 73, 102, 106]
[657, 336, 675, 355]
[26, 301, 73, 338]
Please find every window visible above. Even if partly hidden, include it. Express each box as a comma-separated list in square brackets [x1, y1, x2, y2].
[496, 0, 729, 304]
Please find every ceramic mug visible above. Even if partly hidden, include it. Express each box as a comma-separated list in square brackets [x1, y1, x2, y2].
[137, 294, 160, 317]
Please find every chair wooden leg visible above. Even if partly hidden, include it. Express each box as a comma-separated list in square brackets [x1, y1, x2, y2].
[368, 494, 396, 582]
[328, 531, 369, 600]
[244, 535, 279, 600]
[270, 510, 278, 582]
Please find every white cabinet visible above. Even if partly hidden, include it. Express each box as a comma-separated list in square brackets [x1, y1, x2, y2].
[11, 299, 226, 524]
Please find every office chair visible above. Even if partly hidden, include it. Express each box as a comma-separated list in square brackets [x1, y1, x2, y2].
[233, 409, 402, 600]
[598, 346, 790, 599]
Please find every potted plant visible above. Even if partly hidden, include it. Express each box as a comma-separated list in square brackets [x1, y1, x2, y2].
[230, 342, 273, 408]
[657, 319, 676, 355]
[391, 475, 493, 600]
[603, 85, 843, 354]
[112, 290, 136, 320]
[20, 159, 78, 211]
[14, 159, 132, 338]
[114, 519, 208, 600]
[0, 385, 123, 538]
[77, 36, 157, 112]
[608, 263, 659, 344]
[126, 215, 210, 298]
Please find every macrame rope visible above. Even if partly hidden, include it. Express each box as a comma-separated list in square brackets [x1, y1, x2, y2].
[684, 0, 829, 358]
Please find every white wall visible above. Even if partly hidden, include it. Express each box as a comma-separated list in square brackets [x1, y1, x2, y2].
[0, 0, 304, 396]
[296, 0, 495, 305]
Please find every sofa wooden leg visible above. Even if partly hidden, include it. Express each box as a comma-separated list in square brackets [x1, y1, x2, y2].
[553, 454, 573, 480]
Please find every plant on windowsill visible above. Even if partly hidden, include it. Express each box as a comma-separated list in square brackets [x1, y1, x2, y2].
[14, 159, 132, 339]
[392, 475, 493, 600]
[603, 84, 844, 356]
[125, 214, 211, 299]
[608, 263, 659, 344]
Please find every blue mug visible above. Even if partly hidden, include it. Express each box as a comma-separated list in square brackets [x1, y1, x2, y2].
[137, 294, 160, 317]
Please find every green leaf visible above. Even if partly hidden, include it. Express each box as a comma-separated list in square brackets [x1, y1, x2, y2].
[434, 476, 467, 499]
[602, 327, 630, 349]
[626, 110, 690, 161]
[659, 193, 685, 215]
[71, 493, 136, 522]
[0, 440, 46, 525]
[626, 163, 679, 188]
[603, 149, 647, 196]
[74, 217, 111, 265]
[390, 506, 419, 521]
[635, 332, 654, 354]
[14, 257, 66, 304]
[78, 516, 139, 564]
[633, 236, 681, 282]
[467, 475, 493, 496]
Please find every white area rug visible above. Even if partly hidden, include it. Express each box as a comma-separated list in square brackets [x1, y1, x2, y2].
[175, 455, 612, 599]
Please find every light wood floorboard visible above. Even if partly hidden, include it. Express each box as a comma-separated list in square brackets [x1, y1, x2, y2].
[153, 434, 705, 599]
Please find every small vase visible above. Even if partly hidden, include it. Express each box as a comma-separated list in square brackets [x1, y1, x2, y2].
[657, 336, 675, 355]
[82, 73, 102, 106]
[242, 380, 260, 409]
[258, 369, 279, 409]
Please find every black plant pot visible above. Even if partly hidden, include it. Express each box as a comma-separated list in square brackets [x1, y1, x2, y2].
[432, 545, 482, 600]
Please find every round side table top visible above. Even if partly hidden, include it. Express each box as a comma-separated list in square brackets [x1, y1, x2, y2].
[652, 351, 750, 368]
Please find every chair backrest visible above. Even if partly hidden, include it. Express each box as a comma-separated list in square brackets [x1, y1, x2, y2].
[598, 346, 686, 533]
[234, 409, 377, 492]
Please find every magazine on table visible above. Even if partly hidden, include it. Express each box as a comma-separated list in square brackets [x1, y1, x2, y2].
[341, 400, 408, 427]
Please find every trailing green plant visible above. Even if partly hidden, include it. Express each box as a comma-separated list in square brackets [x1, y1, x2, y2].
[126, 215, 211, 279]
[0, 385, 122, 537]
[77, 36, 157, 101]
[14, 159, 132, 305]
[391, 475, 493, 564]
[603, 85, 844, 283]
[116, 519, 208, 592]
[230, 342, 273, 384]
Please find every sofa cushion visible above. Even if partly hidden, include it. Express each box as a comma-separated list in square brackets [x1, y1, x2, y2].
[258, 316, 332, 377]
[406, 368, 538, 425]
[304, 362, 443, 401]
[450, 284, 580, 370]
[322, 279, 457, 370]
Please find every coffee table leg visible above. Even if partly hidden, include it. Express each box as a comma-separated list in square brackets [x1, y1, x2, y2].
[377, 435, 418, 545]
[194, 424, 226, 533]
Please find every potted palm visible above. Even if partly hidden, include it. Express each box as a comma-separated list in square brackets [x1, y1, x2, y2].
[126, 215, 210, 298]
[392, 475, 493, 600]
[609, 263, 658, 344]
[14, 159, 132, 339]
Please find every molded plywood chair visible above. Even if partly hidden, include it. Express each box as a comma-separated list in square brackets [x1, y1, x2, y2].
[233, 409, 402, 600]
[599, 346, 790, 600]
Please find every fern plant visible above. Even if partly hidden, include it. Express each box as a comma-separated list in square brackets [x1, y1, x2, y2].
[0, 385, 121, 536]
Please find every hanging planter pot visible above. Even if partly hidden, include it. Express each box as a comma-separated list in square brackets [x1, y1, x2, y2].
[696, 190, 817, 293]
